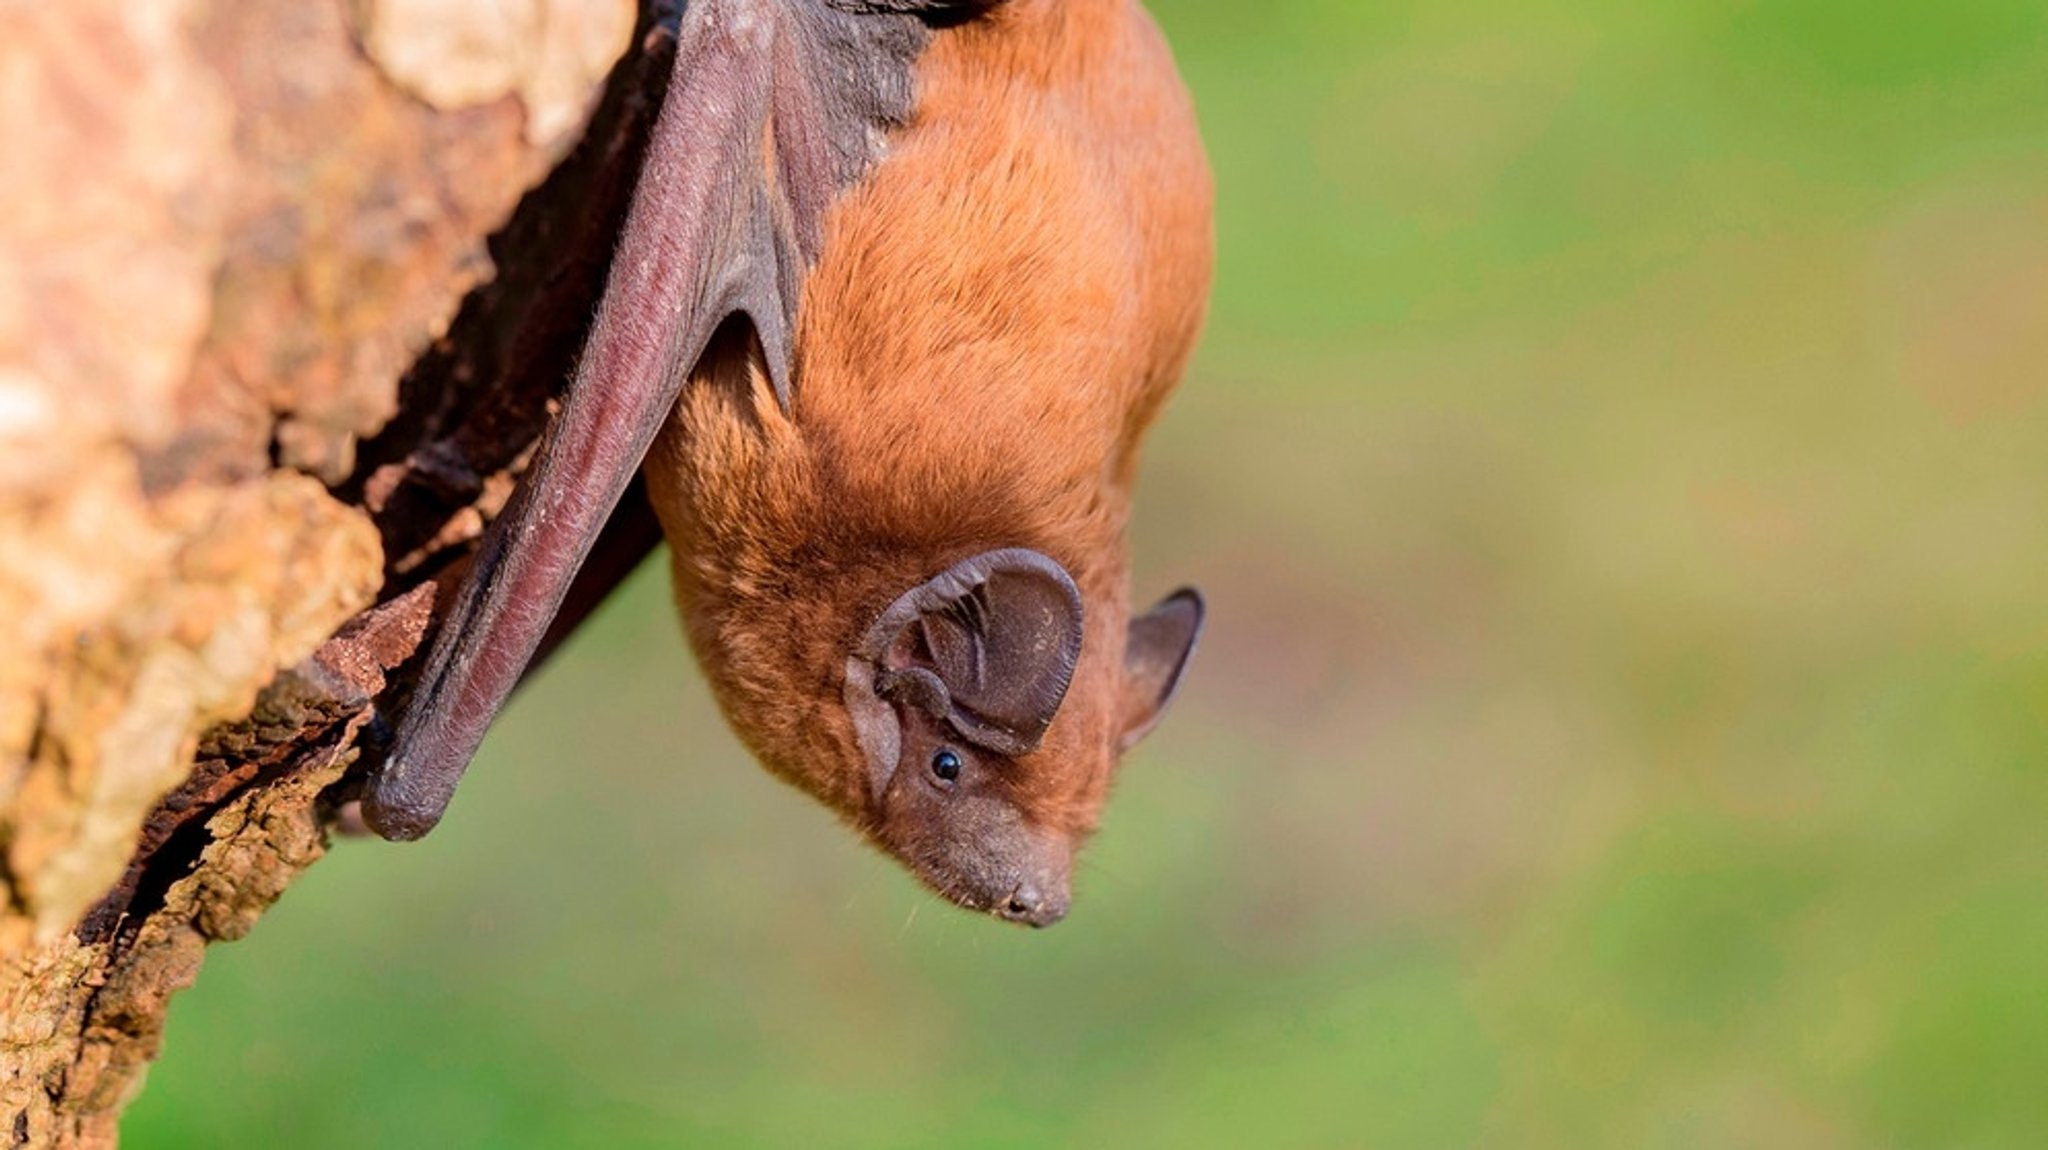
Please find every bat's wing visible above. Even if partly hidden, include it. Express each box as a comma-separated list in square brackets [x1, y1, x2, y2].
[362, 0, 955, 839]
[525, 475, 667, 677]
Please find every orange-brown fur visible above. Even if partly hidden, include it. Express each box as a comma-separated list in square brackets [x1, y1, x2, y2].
[644, 0, 1211, 852]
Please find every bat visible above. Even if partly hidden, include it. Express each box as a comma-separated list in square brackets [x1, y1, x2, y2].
[362, 0, 1213, 927]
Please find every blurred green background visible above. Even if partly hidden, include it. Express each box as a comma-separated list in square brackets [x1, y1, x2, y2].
[128, 1, 2048, 1146]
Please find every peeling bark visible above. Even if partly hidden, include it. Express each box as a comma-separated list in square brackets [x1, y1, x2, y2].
[0, 1, 664, 1143]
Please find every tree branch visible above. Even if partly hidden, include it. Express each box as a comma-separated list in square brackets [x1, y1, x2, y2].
[0, 2, 666, 1142]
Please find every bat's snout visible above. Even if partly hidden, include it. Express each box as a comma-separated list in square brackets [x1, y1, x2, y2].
[972, 826, 1073, 929]
[881, 788, 1077, 927]
[996, 876, 1070, 928]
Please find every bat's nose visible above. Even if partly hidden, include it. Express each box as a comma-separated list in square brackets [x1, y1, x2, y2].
[998, 879, 1070, 928]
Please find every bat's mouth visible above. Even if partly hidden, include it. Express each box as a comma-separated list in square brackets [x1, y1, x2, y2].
[913, 870, 1069, 928]
[897, 838, 1073, 929]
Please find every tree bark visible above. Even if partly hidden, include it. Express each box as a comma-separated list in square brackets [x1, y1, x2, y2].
[0, 2, 666, 1143]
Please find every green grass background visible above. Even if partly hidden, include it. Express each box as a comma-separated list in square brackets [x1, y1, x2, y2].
[128, 1, 2048, 1145]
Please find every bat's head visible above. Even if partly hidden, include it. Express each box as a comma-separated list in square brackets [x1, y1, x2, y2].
[840, 549, 1202, 926]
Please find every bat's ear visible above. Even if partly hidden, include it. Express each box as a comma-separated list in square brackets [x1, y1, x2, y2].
[1117, 589, 1205, 752]
[862, 549, 1084, 758]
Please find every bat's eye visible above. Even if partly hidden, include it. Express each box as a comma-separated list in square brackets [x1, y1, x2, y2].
[931, 749, 963, 782]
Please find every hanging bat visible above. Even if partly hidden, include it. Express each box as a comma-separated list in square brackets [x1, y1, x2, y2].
[362, 0, 1213, 927]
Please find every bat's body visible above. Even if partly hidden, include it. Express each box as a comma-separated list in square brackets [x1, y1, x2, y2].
[365, 0, 1211, 926]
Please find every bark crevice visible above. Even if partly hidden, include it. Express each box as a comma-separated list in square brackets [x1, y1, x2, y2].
[0, 2, 668, 1144]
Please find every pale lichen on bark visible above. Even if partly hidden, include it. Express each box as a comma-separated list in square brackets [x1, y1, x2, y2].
[0, 0, 642, 1143]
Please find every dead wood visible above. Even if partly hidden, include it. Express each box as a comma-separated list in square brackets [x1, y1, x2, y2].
[0, 2, 669, 1142]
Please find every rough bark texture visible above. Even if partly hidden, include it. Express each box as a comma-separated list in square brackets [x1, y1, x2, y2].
[0, 1, 663, 1143]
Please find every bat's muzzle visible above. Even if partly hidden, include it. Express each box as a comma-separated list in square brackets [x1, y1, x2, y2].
[995, 876, 1070, 928]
